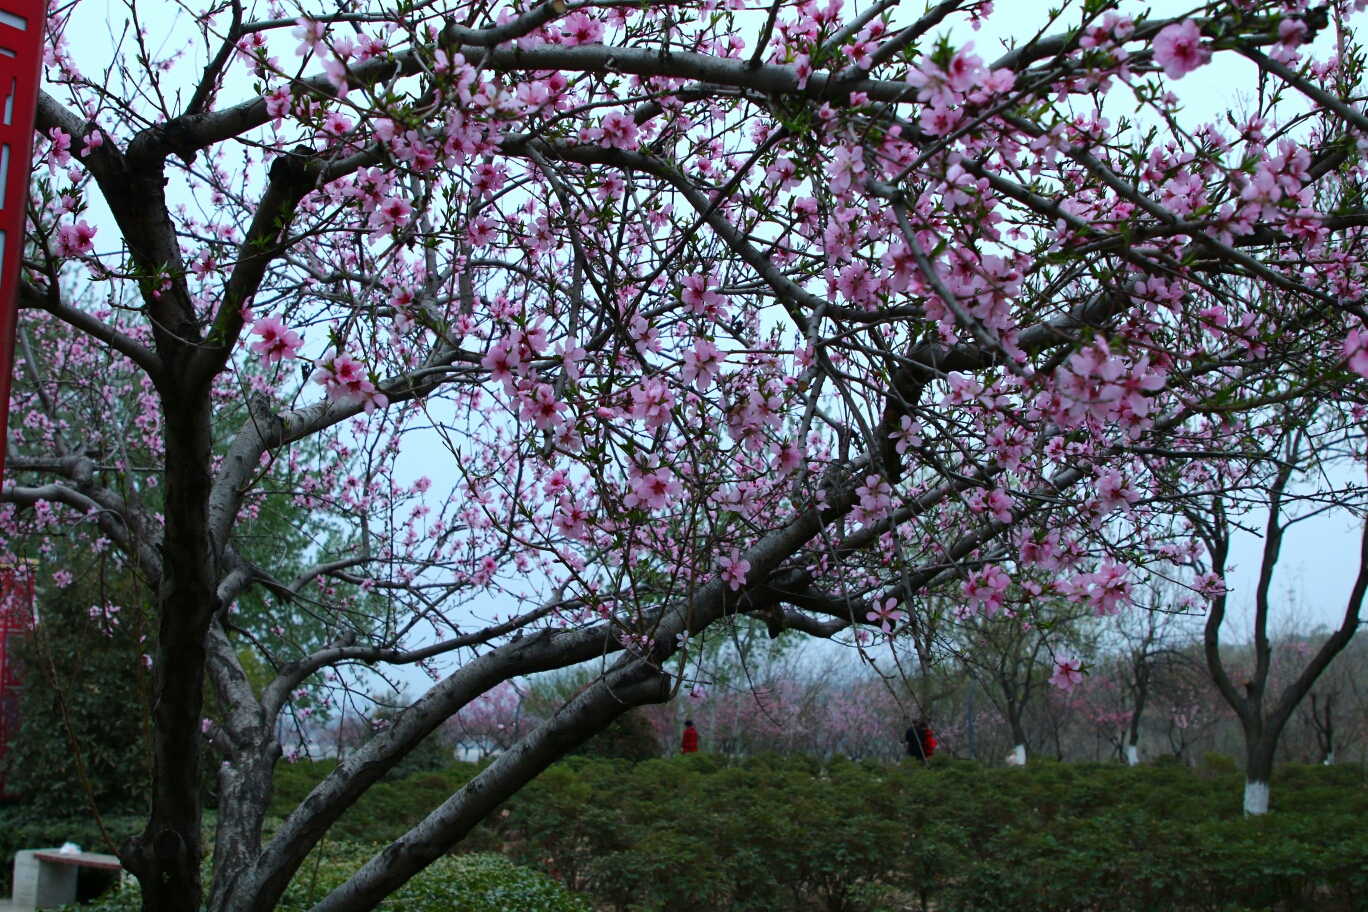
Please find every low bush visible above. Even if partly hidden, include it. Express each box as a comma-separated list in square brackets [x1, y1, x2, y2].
[476, 756, 1368, 912]
[21, 756, 1368, 911]
[265, 759, 498, 850]
[72, 845, 588, 912]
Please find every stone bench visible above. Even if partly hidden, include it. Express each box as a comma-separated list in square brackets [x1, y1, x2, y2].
[8, 848, 124, 910]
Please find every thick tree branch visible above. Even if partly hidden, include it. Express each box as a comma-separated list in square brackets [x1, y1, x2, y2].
[186, 0, 244, 117]
[1, 475, 164, 585]
[231, 618, 632, 912]
[148, 45, 917, 156]
[189, 151, 318, 390]
[1239, 43, 1368, 134]
[309, 661, 672, 912]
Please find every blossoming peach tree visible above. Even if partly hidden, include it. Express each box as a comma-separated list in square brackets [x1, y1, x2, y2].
[5, 0, 1368, 907]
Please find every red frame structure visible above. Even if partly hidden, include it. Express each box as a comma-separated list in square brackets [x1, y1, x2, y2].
[0, 564, 32, 798]
[0, 0, 47, 799]
[0, 0, 47, 471]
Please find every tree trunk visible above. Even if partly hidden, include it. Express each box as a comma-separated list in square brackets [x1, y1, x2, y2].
[1243, 736, 1277, 816]
[1196, 494, 1367, 821]
[1310, 692, 1335, 764]
[1242, 779, 1269, 815]
[1126, 667, 1148, 766]
[122, 398, 217, 912]
[1008, 701, 1028, 767]
[203, 619, 280, 912]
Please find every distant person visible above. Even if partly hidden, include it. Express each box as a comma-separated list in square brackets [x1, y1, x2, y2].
[681, 719, 699, 754]
[905, 717, 936, 762]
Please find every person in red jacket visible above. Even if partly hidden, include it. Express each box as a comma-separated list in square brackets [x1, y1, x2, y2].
[905, 717, 936, 763]
[681, 719, 699, 754]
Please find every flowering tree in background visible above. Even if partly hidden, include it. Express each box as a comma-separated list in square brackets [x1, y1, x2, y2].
[5, 0, 1368, 908]
[1091, 590, 1186, 764]
[446, 680, 528, 758]
[675, 651, 908, 759]
[962, 598, 1090, 765]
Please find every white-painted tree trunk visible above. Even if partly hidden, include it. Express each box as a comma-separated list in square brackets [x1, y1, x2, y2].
[1013, 743, 1027, 766]
[1126, 744, 1139, 766]
[1243, 779, 1270, 815]
[1323, 751, 1335, 766]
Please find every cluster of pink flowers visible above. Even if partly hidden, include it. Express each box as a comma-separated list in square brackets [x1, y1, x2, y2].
[250, 315, 303, 363]
[718, 549, 750, 591]
[964, 565, 1012, 616]
[624, 463, 682, 512]
[53, 220, 96, 257]
[1059, 564, 1133, 617]
[314, 351, 388, 413]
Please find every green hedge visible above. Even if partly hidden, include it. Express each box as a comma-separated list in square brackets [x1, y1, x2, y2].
[16, 757, 1368, 911]
[477, 756, 1368, 912]
[72, 846, 588, 912]
[267, 760, 486, 846]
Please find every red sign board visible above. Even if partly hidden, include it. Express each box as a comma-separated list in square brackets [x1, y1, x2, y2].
[0, 565, 32, 799]
[0, 0, 47, 472]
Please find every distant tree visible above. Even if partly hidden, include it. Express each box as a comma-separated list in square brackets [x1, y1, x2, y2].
[1306, 691, 1336, 764]
[965, 613, 1048, 766]
[570, 710, 662, 762]
[448, 680, 527, 760]
[1107, 592, 1186, 765]
[1185, 427, 1368, 814]
[1152, 661, 1224, 764]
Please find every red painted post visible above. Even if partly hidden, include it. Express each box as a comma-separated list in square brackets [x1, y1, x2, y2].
[0, 0, 47, 475]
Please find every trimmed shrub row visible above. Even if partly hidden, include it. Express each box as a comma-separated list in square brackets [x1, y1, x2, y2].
[481, 755, 1368, 912]
[13, 755, 1368, 911]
